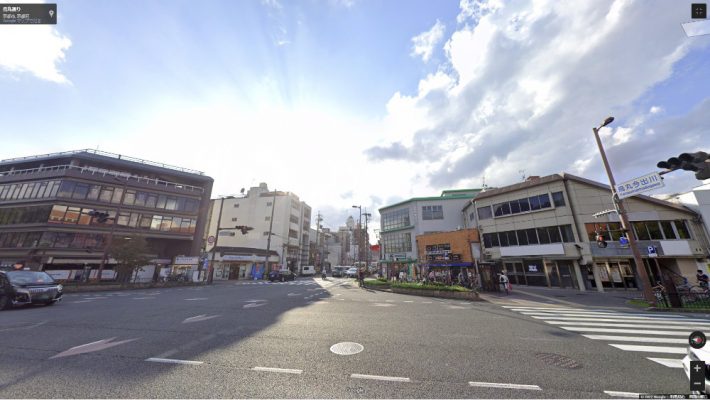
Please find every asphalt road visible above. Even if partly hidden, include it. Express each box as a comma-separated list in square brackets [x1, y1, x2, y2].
[0, 277, 701, 398]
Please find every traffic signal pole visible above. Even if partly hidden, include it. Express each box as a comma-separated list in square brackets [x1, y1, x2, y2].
[207, 197, 225, 285]
[593, 123, 655, 305]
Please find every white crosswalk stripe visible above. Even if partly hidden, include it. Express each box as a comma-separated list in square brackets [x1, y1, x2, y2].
[502, 305, 710, 369]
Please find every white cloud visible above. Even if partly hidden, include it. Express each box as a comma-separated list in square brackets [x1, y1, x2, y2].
[261, 0, 282, 9]
[366, 0, 709, 194]
[0, 25, 72, 83]
[411, 20, 446, 62]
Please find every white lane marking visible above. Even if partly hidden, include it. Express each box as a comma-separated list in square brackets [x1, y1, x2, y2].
[243, 302, 266, 308]
[521, 312, 709, 322]
[251, 367, 302, 374]
[421, 301, 433, 304]
[51, 337, 138, 359]
[182, 314, 220, 323]
[609, 344, 686, 354]
[604, 390, 641, 398]
[533, 316, 710, 324]
[287, 293, 301, 296]
[403, 301, 414, 303]
[468, 381, 542, 390]
[561, 327, 691, 336]
[244, 299, 267, 302]
[510, 308, 682, 317]
[646, 357, 684, 368]
[184, 298, 208, 301]
[582, 335, 687, 344]
[0, 321, 48, 332]
[545, 321, 710, 330]
[350, 374, 410, 382]
[373, 303, 395, 307]
[133, 297, 156, 300]
[72, 300, 93, 303]
[145, 357, 203, 365]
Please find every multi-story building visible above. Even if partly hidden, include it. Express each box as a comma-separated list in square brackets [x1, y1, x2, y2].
[669, 182, 710, 254]
[0, 149, 213, 281]
[378, 189, 482, 279]
[415, 228, 480, 282]
[205, 183, 311, 280]
[464, 173, 709, 291]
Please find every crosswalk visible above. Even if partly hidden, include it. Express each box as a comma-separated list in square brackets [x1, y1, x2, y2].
[233, 280, 345, 286]
[502, 305, 710, 369]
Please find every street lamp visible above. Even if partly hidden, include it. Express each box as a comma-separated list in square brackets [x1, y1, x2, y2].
[96, 175, 129, 283]
[352, 205, 362, 265]
[592, 116, 655, 304]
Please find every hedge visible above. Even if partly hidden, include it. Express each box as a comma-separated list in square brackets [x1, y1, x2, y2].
[390, 282, 471, 292]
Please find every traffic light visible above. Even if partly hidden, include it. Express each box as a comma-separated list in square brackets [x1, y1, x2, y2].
[658, 151, 710, 180]
[234, 225, 253, 235]
[88, 210, 112, 223]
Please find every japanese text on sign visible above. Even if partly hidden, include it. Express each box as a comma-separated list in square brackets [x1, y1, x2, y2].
[615, 172, 665, 199]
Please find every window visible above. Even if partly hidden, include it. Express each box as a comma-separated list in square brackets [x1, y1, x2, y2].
[381, 232, 412, 253]
[146, 194, 158, 208]
[134, 192, 147, 207]
[72, 183, 89, 200]
[537, 227, 550, 244]
[482, 233, 499, 248]
[99, 187, 114, 202]
[289, 229, 299, 238]
[501, 202, 511, 216]
[469, 212, 476, 222]
[36, 182, 48, 198]
[560, 225, 575, 242]
[519, 198, 530, 212]
[477, 206, 492, 220]
[165, 196, 178, 211]
[233, 203, 240, 208]
[111, 188, 124, 204]
[516, 230, 529, 246]
[160, 216, 172, 231]
[180, 218, 192, 233]
[529, 195, 541, 210]
[493, 203, 504, 217]
[18, 183, 29, 199]
[499, 231, 509, 247]
[526, 228, 539, 244]
[64, 207, 81, 224]
[632, 222, 650, 240]
[232, 217, 238, 222]
[49, 205, 67, 223]
[151, 216, 162, 230]
[660, 221, 676, 239]
[87, 185, 101, 201]
[123, 190, 136, 206]
[510, 200, 521, 214]
[646, 221, 663, 240]
[547, 226, 561, 243]
[176, 197, 186, 211]
[674, 220, 691, 239]
[507, 231, 518, 246]
[156, 195, 167, 209]
[551, 192, 565, 207]
[422, 205, 443, 220]
[290, 215, 299, 224]
[129, 213, 139, 228]
[118, 213, 131, 227]
[381, 208, 411, 231]
[78, 210, 93, 225]
[265, 216, 271, 221]
[538, 193, 551, 209]
[266, 202, 273, 207]
[57, 181, 75, 198]
[263, 231, 270, 236]
[171, 217, 182, 232]
[139, 215, 152, 229]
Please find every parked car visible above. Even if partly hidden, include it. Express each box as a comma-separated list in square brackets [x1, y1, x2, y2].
[332, 266, 347, 277]
[301, 266, 316, 276]
[346, 267, 359, 278]
[269, 269, 296, 282]
[0, 270, 64, 310]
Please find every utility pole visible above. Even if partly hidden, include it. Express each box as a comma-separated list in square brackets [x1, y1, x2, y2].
[264, 189, 277, 278]
[352, 205, 362, 266]
[592, 116, 655, 305]
[363, 212, 371, 273]
[314, 212, 322, 270]
[97, 177, 129, 283]
[207, 197, 225, 285]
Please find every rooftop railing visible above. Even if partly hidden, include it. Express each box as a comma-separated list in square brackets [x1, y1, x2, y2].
[0, 164, 205, 193]
[0, 149, 205, 176]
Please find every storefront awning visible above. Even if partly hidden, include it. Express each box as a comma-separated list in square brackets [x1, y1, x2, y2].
[425, 262, 473, 267]
[381, 259, 417, 264]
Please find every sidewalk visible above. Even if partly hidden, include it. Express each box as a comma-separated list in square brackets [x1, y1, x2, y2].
[479, 284, 641, 309]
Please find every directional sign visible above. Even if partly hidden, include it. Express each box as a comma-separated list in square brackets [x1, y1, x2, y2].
[619, 236, 629, 248]
[615, 172, 665, 199]
[648, 246, 658, 258]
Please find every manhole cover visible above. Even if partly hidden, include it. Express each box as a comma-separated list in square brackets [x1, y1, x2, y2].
[535, 353, 581, 369]
[330, 342, 364, 355]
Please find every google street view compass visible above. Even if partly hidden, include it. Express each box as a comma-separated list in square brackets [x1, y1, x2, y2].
[689, 331, 706, 349]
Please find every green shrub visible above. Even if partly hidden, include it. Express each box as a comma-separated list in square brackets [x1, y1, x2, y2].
[364, 279, 390, 286]
[377, 277, 387, 282]
[391, 282, 471, 292]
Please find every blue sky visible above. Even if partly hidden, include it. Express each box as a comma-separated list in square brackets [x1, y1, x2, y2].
[1, 0, 709, 236]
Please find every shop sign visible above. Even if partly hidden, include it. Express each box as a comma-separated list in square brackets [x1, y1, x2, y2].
[619, 236, 629, 248]
[528, 265, 539, 273]
[611, 269, 623, 283]
[221, 255, 257, 261]
[648, 246, 658, 258]
[174, 256, 199, 265]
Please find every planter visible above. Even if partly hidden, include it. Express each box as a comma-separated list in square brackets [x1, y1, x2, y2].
[391, 287, 480, 301]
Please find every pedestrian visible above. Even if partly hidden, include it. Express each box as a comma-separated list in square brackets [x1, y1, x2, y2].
[697, 269, 709, 289]
[428, 270, 435, 283]
[457, 270, 465, 286]
[499, 271, 510, 295]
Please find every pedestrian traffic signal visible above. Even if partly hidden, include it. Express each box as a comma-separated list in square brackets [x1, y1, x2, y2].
[658, 151, 710, 180]
[234, 225, 253, 235]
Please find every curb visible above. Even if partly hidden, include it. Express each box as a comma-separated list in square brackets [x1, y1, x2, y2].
[63, 282, 205, 293]
[364, 284, 481, 301]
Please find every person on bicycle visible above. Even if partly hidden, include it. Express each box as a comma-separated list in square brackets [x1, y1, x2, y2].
[498, 272, 510, 295]
[697, 269, 709, 288]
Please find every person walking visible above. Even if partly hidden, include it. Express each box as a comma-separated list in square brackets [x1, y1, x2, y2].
[499, 271, 510, 295]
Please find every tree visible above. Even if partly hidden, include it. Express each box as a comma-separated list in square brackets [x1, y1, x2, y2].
[109, 235, 152, 284]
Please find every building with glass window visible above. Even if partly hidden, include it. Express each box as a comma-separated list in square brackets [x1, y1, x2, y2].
[0, 149, 213, 281]
[464, 173, 709, 291]
[378, 189, 482, 279]
[204, 183, 311, 280]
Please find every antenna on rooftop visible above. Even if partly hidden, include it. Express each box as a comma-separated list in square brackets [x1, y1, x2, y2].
[519, 170, 526, 181]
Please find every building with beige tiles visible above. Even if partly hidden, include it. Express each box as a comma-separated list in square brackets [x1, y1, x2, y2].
[463, 173, 709, 292]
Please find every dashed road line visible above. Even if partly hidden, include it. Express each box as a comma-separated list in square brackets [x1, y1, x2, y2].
[468, 381, 542, 390]
[251, 366, 303, 374]
[603, 390, 641, 398]
[146, 357, 204, 365]
[350, 373, 410, 382]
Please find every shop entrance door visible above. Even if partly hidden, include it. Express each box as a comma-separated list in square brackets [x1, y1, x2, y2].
[558, 261, 575, 288]
[548, 263, 560, 287]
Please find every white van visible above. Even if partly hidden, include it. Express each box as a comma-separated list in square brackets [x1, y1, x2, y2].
[301, 266, 316, 276]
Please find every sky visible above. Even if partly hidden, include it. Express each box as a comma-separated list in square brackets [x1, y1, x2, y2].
[1, 0, 709, 242]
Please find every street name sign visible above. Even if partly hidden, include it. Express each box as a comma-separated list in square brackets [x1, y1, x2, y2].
[615, 172, 664, 199]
